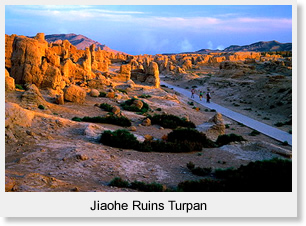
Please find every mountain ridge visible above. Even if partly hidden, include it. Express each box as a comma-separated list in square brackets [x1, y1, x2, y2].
[45, 33, 123, 54]
[194, 40, 292, 54]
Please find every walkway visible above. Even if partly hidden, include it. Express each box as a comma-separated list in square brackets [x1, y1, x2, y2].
[160, 81, 292, 146]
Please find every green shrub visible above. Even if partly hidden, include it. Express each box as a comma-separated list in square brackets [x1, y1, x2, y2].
[274, 122, 284, 127]
[186, 162, 212, 176]
[214, 158, 292, 192]
[187, 161, 195, 170]
[188, 101, 194, 106]
[108, 177, 164, 192]
[191, 167, 212, 176]
[179, 158, 292, 192]
[116, 89, 128, 94]
[216, 133, 246, 146]
[282, 141, 289, 146]
[130, 181, 164, 192]
[99, 92, 106, 97]
[139, 139, 203, 153]
[100, 129, 139, 149]
[156, 108, 162, 111]
[100, 103, 113, 112]
[249, 130, 260, 136]
[178, 179, 226, 192]
[138, 129, 215, 153]
[278, 88, 287, 93]
[149, 114, 196, 129]
[72, 115, 131, 127]
[101, 128, 215, 153]
[109, 177, 130, 188]
[275, 119, 292, 127]
[121, 98, 149, 114]
[225, 124, 230, 129]
[276, 101, 284, 106]
[15, 84, 25, 90]
[138, 94, 152, 98]
[72, 117, 82, 122]
[167, 128, 216, 148]
[38, 105, 45, 110]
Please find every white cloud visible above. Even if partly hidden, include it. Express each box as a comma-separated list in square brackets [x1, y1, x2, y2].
[217, 45, 225, 50]
[207, 41, 213, 50]
[180, 39, 193, 52]
[7, 6, 292, 33]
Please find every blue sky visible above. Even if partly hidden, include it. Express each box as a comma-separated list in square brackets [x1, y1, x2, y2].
[5, 5, 292, 55]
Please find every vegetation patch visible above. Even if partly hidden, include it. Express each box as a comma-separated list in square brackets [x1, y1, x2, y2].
[249, 130, 260, 136]
[72, 115, 131, 127]
[216, 133, 246, 146]
[121, 98, 149, 114]
[138, 94, 152, 99]
[179, 158, 292, 192]
[100, 103, 113, 112]
[149, 114, 196, 129]
[274, 119, 292, 127]
[99, 91, 107, 97]
[15, 84, 25, 90]
[100, 128, 215, 153]
[109, 177, 164, 192]
[188, 101, 194, 106]
[116, 89, 128, 94]
[100, 129, 139, 149]
[167, 128, 216, 148]
[186, 162, 212, 176]
[38, 105, 45, 110]
[109, 177, 130, 188]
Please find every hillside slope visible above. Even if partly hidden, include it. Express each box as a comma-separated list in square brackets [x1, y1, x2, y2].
[45, 33, 123, 53]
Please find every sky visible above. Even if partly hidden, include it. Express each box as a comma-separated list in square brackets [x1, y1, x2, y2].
[5, 5, 292, 55]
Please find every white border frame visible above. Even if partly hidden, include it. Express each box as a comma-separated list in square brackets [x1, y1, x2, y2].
[1, 0, 298, 218]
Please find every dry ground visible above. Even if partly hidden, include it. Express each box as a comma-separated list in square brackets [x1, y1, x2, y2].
[5, 63, 292, 192]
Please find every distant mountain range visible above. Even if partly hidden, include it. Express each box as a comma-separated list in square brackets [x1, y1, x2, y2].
[195, 40, 292, 54]
[45, 33, 123, 54]
[44, 34, 291, 55]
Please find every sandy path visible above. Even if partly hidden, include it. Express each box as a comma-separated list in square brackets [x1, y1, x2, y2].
[161, 81, 292, 145]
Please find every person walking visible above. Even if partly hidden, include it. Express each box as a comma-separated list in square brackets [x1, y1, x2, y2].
[206, 92, 211, 103]
[199, 91, 203, 101]
[191, 88, 195, 99]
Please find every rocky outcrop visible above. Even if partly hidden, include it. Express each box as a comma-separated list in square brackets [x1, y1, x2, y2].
[196, 113, 225, 141]
[10, 35, 48, 86]
[5, 34, 17, 68]
[145, 61, 160, 87]
[5, 176, 16, 192]
[142, 118, 151, 126]
[64, 85, 87, 104]
[55, 94, 65, 105]
[21, 84, 46, 107]
[90, 89, 100, 97]
[5, 33, 133, 94]
[5, 68, 15, 91]
[131, 99, 143, 110]
[120, 64, 131, 81]
[5, 102, 35, 128]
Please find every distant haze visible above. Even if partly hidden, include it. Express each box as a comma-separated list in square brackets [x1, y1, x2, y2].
[5, 5, 292, 55]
